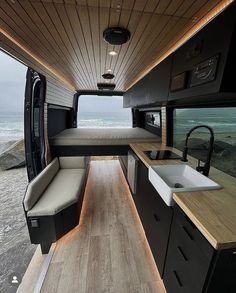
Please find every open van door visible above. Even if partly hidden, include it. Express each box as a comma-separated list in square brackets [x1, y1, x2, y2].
[24, 68, 46, 181]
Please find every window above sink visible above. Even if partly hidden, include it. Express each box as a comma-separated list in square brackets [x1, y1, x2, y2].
[173, 107, 236, 178]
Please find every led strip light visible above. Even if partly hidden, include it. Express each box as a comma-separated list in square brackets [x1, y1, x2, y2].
[0, 27, 75, 91]
[0, 0, 234, 92]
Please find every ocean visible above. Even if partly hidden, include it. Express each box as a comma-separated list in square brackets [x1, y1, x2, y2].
[0, 111, 132, 140]
[174, 108, 236, 135]
[0, 108, 235, 142]
[0, 112, 24, 140]
[78, 111, 132, 128]
[173, 108, 236, 146]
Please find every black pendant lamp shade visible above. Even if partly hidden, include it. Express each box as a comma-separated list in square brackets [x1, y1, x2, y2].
[97, 83, 116, 90]
[102, 73, 115, 79]
[103, 27, 131, 45]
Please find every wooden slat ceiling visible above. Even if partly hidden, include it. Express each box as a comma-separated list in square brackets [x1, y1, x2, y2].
[0, 0, 231, 92]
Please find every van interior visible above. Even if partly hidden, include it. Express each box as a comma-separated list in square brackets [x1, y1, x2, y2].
[1, 1, 236, 292]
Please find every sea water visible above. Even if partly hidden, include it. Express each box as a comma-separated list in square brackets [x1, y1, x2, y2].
[78, 111, 132, 128]
[0, 112, 24, 140]
[0, 111, 132, 140]
[1, 108, 236, 141]
[174, 108, 236, 135]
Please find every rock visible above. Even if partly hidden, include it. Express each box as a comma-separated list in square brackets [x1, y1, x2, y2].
[214, 140, 232, 153]
[217, 144, 236, 157]
[0, 139, 25, 170]
[0, 140, 17, 154]
[176, 137, 208, 150]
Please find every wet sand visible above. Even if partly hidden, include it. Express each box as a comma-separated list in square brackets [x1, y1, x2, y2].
[0, 164, 36, 292]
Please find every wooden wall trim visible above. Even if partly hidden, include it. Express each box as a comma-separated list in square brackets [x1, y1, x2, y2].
[161, 107, 167, 146]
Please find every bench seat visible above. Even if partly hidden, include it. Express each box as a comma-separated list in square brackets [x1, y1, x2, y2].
[23, 156, 89, 254]
[27, 169, 85, 217]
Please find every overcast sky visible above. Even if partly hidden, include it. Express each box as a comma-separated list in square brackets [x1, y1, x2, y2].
[0, 50, 128, 114]
[0, 51, 26, 113]
[79, 95, 129, 113]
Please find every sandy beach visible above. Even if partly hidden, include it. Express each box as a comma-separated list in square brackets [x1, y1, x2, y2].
[0, 141, 36, 293]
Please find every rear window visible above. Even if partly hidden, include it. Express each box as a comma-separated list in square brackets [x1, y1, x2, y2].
[78, 95, 132, 128]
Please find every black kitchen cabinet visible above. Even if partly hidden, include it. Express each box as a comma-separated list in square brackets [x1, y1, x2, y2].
[168, 2, 236, 105]
[164, 205, 236, 293]
[123, 56, 172, 108]
[134, 159, 173, 277]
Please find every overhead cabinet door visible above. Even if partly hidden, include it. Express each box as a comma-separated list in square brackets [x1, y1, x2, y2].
[123, 56, 172, 107]
[168, 2, 236, 103]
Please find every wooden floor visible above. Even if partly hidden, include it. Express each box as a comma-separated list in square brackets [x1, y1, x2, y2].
[18, 160, 166, 293]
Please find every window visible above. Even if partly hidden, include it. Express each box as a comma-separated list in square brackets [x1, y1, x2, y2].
[173, 107, 236, 178]
[78, 95, 132, 128]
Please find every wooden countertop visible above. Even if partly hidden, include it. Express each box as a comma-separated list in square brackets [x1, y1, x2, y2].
[130, 142, 236, 250]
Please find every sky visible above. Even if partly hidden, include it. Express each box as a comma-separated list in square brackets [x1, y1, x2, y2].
[0, 51, 26, 113]
[79, 95, 130, 113]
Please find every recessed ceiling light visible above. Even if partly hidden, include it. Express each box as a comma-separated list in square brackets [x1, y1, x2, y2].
[109, 51, 117, 56]
[107, 69, 112, 72]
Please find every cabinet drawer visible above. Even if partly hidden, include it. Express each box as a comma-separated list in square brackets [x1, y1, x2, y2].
[139, 195, 172, 277]
[174, 205, 214, 262]
[135, 160, 173, 277]
[164, 238, 203, 293]
[173, 218, 214, 270]
[164, 265, 185, 293]
[164, 220, 212, 293]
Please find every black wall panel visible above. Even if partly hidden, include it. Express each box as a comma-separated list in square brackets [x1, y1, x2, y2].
[48, 108, 70, 138]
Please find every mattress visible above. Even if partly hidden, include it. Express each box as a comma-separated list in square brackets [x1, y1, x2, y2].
[51, 127, 160, 146]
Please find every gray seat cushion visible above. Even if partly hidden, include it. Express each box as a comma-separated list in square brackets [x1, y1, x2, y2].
[59, 156, 85, 169]
[27, 169, 85, 217]
[24, 158, 59, 211]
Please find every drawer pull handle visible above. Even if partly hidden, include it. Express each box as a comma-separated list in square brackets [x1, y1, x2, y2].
[178, 246, 188, 261]
[173, 270, 183, 287]
[153, 214, 160, 222]
[182, 226, 194, 240]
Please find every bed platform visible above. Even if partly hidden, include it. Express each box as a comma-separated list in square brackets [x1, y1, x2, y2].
[50, 127, 160, 156]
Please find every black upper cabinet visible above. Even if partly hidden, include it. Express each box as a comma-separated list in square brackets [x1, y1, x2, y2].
[124, 2, 236, 108]
[168, 2, 236, 104]
[123, 56, 172, 108]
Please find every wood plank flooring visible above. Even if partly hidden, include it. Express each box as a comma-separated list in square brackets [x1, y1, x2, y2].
[19, 160, 166, 293]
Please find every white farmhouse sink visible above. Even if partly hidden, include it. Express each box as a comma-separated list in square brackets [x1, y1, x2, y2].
[149, 164, 221, 206]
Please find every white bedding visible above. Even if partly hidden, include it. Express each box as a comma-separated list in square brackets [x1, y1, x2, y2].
[51, 127, 160, 146]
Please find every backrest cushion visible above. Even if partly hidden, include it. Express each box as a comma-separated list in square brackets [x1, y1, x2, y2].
[24, 158, 59, 211]
[59, 156, 85, 169]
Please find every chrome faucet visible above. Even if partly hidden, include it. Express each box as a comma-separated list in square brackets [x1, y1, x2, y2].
[181, 125, 214, 177]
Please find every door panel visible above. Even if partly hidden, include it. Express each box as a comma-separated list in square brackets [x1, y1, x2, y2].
[24, 68, 46, 181]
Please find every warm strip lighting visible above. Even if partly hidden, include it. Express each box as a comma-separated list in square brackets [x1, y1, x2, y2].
[126, 0, 234, 91]
[119, 163, 165, 288]
[0, 27, 75, 91]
